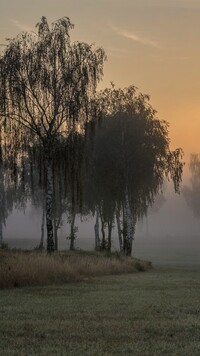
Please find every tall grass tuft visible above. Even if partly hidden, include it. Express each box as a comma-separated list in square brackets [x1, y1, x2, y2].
[0, 250, 152, 289]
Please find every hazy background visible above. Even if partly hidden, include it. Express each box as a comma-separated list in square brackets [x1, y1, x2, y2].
[1, 0, 200, 264]
[4, 182, 200, 266]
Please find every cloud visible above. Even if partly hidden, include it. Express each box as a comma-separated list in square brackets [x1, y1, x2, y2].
[110, 25, 162, 49]
[121, 31, 161, 49]
[11, 19, 32, 32]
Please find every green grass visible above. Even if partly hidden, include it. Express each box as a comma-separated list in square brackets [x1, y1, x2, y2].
[1, 266, 200, 355]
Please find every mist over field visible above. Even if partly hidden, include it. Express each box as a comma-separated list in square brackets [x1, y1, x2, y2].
[4, 175, 200, 266]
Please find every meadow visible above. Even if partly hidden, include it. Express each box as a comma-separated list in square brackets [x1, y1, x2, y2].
[1, 253, 200, 355]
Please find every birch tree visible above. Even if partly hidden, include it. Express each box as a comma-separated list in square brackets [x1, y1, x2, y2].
[95, 85, 184, 255]
[0, 16, 105, 251]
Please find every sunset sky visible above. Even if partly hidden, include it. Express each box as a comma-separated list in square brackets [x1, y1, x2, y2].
[0, 0, 200, 172]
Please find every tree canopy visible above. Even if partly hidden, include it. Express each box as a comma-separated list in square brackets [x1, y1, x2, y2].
[0, 16, 105, 146]
[83, 85, 184, 254]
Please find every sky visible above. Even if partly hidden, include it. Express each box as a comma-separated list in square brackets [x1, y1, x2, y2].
[0, 0, 200, 176]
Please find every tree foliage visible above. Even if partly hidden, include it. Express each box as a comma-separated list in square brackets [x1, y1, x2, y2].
[0, 16, 106, 251]
[0, 16, 105, 145]
[84, 85, 184, 254]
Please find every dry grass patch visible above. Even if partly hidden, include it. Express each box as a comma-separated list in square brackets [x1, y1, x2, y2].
[0, 249, 151, 288]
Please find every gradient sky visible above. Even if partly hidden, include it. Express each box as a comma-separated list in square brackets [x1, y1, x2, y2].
[0, 0, 200, 173]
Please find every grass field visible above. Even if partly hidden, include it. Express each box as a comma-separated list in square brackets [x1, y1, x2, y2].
[1, 266, 200, 355]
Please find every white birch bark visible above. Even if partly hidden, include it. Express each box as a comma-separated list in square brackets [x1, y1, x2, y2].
[124, 189, 134, 255]
[45, 156, 54, 252]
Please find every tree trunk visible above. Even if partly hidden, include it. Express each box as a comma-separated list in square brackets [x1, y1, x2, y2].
[99, 209, 106, 250]
[53, 213, 63, 251]
[69, 212, 76, 251]
[101, 221, 106, 250]
[125, 194, 132, 255]
[94, 207, 100, 251]
[107, 220, 112, 252]
[122, 201, 127, 254]
[116, 207, 123, 252]
[124, 191, 134, 256]
[53, 216, 58, 251]
[45, 155, 54, 252]
[99, 203, 107, 250]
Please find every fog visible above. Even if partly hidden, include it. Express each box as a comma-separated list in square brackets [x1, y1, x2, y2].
[3, 177, 200, 266]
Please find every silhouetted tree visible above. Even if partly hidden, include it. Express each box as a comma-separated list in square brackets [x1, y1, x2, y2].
[0, 16, 105, 251]
[92, 85, 184, 255]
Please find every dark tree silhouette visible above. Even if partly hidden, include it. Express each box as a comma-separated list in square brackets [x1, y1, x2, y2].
[88, 85, 184, 255]
[0, 16, 106, 251]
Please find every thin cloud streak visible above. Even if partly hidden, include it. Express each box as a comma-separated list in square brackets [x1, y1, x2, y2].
[111, 25, 162, 49]
[122, 31, 161, 49]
